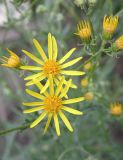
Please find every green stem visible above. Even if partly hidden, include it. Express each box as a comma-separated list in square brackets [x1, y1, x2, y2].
[4, 0, 10, 21]
[58, 146, 92, 160]
[108, 0, 113, 14]
[86, 40, 106, 63]
[116, 8, 123, 17]
[77, 41, 106, 70]
[0, 123, 30, 136]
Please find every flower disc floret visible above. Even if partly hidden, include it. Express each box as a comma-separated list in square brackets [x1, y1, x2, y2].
[43, 60, 60, 76]
[44, 96, 61, 113]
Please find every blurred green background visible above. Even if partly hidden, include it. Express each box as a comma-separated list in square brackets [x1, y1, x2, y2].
[0, 0, 123, 160]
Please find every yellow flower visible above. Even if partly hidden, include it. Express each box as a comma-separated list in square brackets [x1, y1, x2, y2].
[0, 49, 20, 68]
[103, 15, 118, 40]
[75, 20, 92, 42]
[20, 33, 85, 91]
[85, 92, 93, 101]
[84, 62, 92, 70]
[81, 78, 89, 87]
[113, 36, 123, 50]
[23, 75, 84, 136]
[110, 103, 123, 116]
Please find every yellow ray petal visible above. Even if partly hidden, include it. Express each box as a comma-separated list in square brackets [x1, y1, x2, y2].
[55, 76, 64, 96]
[33, 39, 47, 62]
[43, 113, 53, 134]
[26, 75, 46, 86]
[7, 48, 18, 58]
[61, 106, 83, 115]
[22, 49, 44, 65]
[58, 48, 76, 64]
[61, 57, 82, 69]
[62, 97, 85, 104]
[1, 64, 11, 67]
[58, 76, 77, 89]
[30, 111, 47, 128]
[24, 72, 43, 81]
[26, 89, 45, 100]
[40, 79, 49, 93]
[20, 66, 42, 71]
[54, 77, 68, 99]
[59, 111, 73, 132]
[23, 101, 44, 106]
[2, 56, 8, 60]
[53, 113, 60, 136]
[0, 58, 7, 63]
[23, 106, 45, 113]
[49, 74, 54, 95]
[70, 84, 77, 89]
[52, 36, 58, 60]
[35, 82, 49, 97]
[59, 79, 72, 98]
[61, 70, 85, 76]
[54, 77, 59, 85]
[48, 33, 53, 60]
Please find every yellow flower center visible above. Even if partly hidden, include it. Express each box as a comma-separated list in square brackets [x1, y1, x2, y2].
[43, 60, 60, 76]
[44, 96, 62, 113]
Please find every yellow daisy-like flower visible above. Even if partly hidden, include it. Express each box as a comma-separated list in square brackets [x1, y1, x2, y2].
[20, 33, 85, 92]
[75, 20, 92, 43]
[0, 49, 20, 68]
[110, 103, 123, 116]
[113, 36, 123, 50]
[103, 15, 118, 40]
[23, 75, 84, 136]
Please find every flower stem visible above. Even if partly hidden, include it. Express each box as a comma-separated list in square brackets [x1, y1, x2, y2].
[0, 123, 30, 136]
[84, 40, 106, 64]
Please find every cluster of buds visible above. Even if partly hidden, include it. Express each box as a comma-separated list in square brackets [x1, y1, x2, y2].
[102, 15, 123, 52]
[75, 15, 123, 56]
[80, 62, 94, 101]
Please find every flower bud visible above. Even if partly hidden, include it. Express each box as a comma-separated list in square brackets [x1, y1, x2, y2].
[102, 15, 118, 40]
[110, 103, 122, 116]
[112, 36, 123, 51]
[75, 20, 92, 43]
[85, 92, 94, 100]
[0, 49, 20, 68]
[81, 78, 89, 87]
